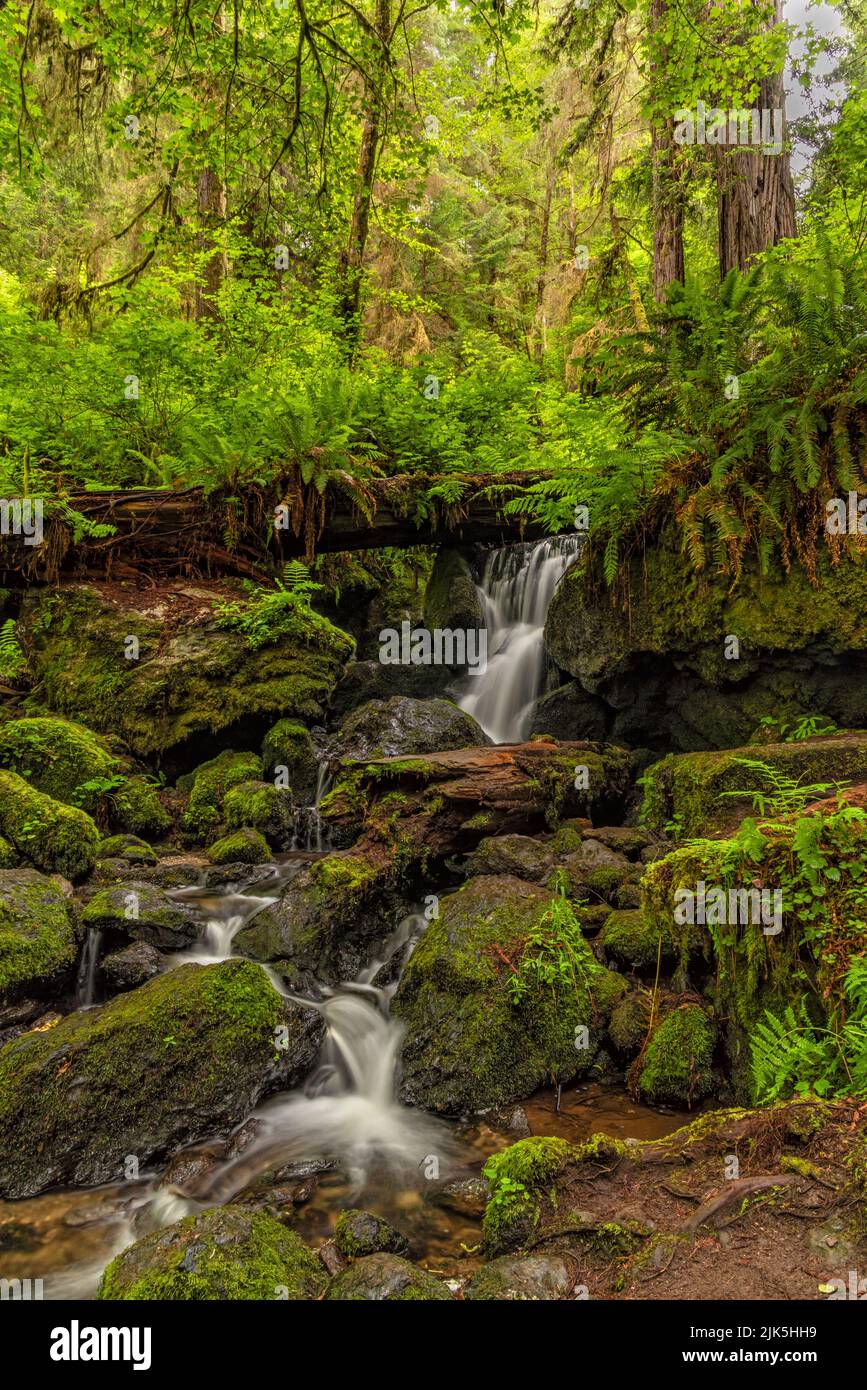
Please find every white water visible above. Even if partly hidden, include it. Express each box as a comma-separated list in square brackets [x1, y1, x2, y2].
[74, 928, 103, 1009]
[456, 534, 583, 744]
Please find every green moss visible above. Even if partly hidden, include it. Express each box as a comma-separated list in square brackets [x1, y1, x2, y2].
[207, 826, 270, 865]
[0, 836, 17, 868]
[98, 1207, 327, 1301]
[181, 750, 263, 839]
[0, 870, 77, 1005]
[333, 1209, 409, 1259]
[223, 781, 293, 843]
[638, 1006, 716, 1107]
[599, 908, 674, 973]
[0, 768, 100, 879]
[482, 1137, 570, 1254]
[110, 776, 171, 839]
[780, 1154, 825, 1180]
[0, 959, 301, 1196]
[96, 834, 158, 866]
[324, 1253, 452, 1301]
[261, 719, 317, 799]
[0, 716, 118, 813]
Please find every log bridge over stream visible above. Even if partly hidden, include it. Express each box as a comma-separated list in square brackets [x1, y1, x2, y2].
[0, 470, 556, 583]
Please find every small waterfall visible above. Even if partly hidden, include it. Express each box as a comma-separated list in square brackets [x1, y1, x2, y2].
[456, 533, 583, 743]
[74, 928, 103, 1009]
[291, 760, 334, 852]
[167, 910, 451, 1204]
[170, 861, 304, 964]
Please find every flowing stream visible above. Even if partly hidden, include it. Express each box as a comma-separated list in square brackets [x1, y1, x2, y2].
[456, 534, 583, 743]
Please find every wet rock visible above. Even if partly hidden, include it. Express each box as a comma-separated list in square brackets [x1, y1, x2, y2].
[530, 682, 610, 742]
[423, 549, 485, 637]
[221, 782, 294, 847]
[81, 882, 204, 951]
[325, 1253, 452, 1301]
[261, 720, 319, 801]
[464, 1253, 578, 1300]
[99, 1206, 327, 1300]
[464, 833, 554, 882]
[0, 959, 324, 1197]
[0, 868, 77, 1007]
[332, 696, 489, 764]
[333, 1209, 410, 1258]
[331, 659, 453, 720]
[101, 941, 165, 991]
[638, 1005, 717, 1107]
[426, 1175, 490, 1218]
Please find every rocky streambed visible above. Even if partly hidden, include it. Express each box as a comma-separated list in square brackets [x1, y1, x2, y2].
[0, 551, 866, 1302]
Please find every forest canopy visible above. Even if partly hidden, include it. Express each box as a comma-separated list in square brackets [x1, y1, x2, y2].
[0, 0, 865, 585]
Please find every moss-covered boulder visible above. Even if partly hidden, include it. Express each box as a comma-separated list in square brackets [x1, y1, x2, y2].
[81, 882, 204, 951]
[20, 585, 354, 759]
[0, 769, 99, 879]
[333, 1209, 410, 1259]
[180, 750, 263, 840]
[222, 782, 294, 845]
[598, 908, 676, 973]
[101, 941, 164, 992]
[0, 959, 324, 1197]
[110, 776, 172, 839]
[0, 869, 77, 1007]
[0, 836, 18, 868]
[392, 875, 627, 1112]
[97, 835, 158, 867]
[480, 1136, 573, 1255]
[234, 849, 403, 983]
[641, 734, 867, 838]
[637, 1005, 716, 1107]
[332, 696, 489, 763]
[207, 827, 271, 866]
[423, 549, 485, 635]
[261, 720, 318, 801]
[99, 1207, 327, 1300]
[325, 1253, 452, 1301]
[608, 989, 651, 1055]
[548, 535, 867, 751]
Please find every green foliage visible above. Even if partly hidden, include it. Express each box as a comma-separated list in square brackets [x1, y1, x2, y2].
[720, 757, 850, 818]
[505, 892, 600, 1006]
[751, 959, 867, 1101]
[0, 618, 24, 682]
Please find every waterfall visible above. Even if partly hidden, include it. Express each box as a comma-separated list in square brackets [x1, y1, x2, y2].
[456, 533, 583, 744]
[291, 760, 334, 852]
[74, 928, 103, 1009]
[161, 909, 451, 1206]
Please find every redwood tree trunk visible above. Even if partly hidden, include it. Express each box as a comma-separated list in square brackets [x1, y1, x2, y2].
[194, 167, 228, 323]
[715, 0, 796, 275]
[650, 0, 686, 303]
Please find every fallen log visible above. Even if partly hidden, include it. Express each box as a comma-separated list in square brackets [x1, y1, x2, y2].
[0, 470, 555, 583]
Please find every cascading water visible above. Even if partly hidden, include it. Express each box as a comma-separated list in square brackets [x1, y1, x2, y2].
[74, 928, 103, 1009]
[456, 534, 583, 744]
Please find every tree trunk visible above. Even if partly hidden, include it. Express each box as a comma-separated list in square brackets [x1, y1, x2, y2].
[532, 165, 556, 363]
[337, 0, 391, 351]
[715, 3, 797, 275]
[194, 167, 228, 323]
[650, 0, 686, 303]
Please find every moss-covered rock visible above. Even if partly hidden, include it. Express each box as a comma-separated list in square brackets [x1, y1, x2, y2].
[392, 875, 627, 1112]
[332, 696, 489, 763]
[110, 776, 172, 839]
[0, 836, 17, 868]
[97, 835, 158, 867]
[20, 585, 354, 759]
[545, 532, 867, 752]
[641, 735, 867, 838]
[608, 989, 651, 1055]
[0, 869, 77, 1007]
[333, 1209, 410, 1259]
[325, 1253, 452, 1301]
[481, 1136, 572, 1254]
[637, 1005, 716, 1107]
[180, 750, 263, 840]
[207, 826, 271, 866]
[222, 781, 294, 845]
[0, 769, 99, 879]
[598, 908, 675, 973]
[261, 719, 318, 800]
[234, 849, 403, 983]
[0, 959, 324, 1197]
[99, 1206, 327, 1300]
[101, 941, 164, 992]
[81, 882, 204, 951]
[0, 716, 118, 811]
